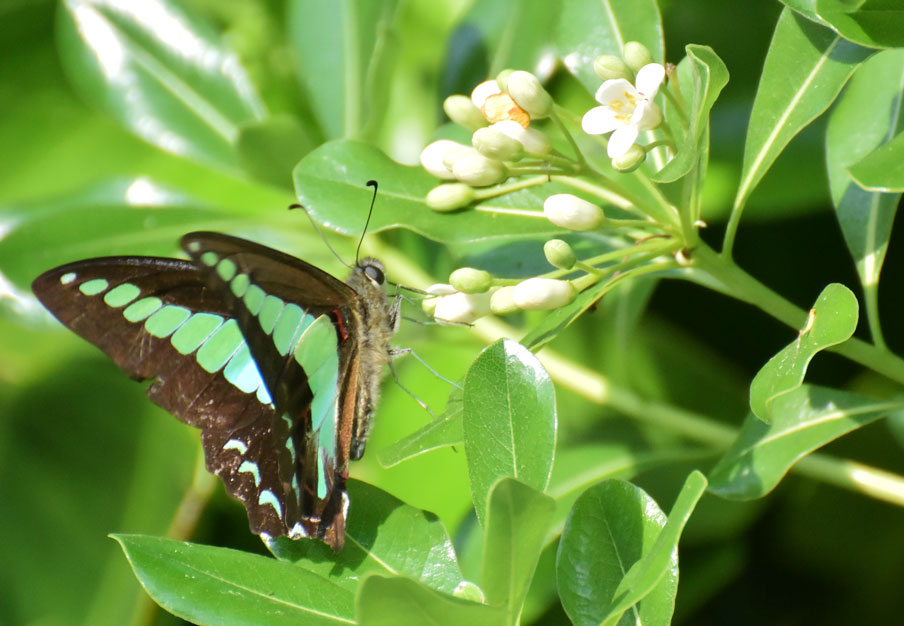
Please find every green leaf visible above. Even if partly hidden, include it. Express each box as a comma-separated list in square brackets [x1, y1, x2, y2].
[378, 386, 463, 467]
[113, 534, 355, 625]
[463, 339, 556, 523]
[734, 8, 871, 212]
[481, 478, 556, 620]
[710, 385, 904, 499]
[600, 471, 707, 626]
[236, 115, 320, 190]
[266, 481, 464, 595]
[556, 478, 677, 626]
[653, 45, 729, 184]
[784, 0, 904, 49]
[57, 0, 265, 170]
[850, 128, 904, 192]
[292, 140, 566, 243]
[547, 444, 708, 542]
[287, 0, 400, 140]
[826, 50, 904, 300]
[556, 0, 664, 94]
[356, 574, 505, 626]
[750, 283, 859, 422]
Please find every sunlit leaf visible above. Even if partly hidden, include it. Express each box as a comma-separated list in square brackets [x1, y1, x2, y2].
[710, 385, 904, 499]
[462, 339, 556, 523]
[750, 283, 859, 422]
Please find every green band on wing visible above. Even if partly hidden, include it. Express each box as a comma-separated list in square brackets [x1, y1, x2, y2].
[238, 460, 261, 486]
[223, 344, 266, 394]
[258, 295, 284, 335]
[200, 251, 218, 267]
[243, 284, 266, 315]
[79, 278, 109, 296]
[258, 489, 283, 518]
[272, 303, 315, 356]
[230, 273, 250, 298]
[103, 283, 140, 307]
[216, 258, 237, 281]
[123, 297, 163, 322]
[195, 319, 243, 373]
[145, 305, 192, 338]
[170, 313, 223, 355]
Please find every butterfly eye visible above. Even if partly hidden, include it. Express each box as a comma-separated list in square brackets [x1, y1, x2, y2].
[364, 263, 384, 284]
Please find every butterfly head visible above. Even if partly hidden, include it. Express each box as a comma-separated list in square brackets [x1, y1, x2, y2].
[358, 258, 385, 287]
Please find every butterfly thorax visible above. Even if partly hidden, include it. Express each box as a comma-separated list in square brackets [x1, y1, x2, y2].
[344, 258, 396, 461]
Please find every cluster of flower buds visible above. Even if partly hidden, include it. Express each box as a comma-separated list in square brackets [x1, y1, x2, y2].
[421, 70, 555, 212]
[423, 266, 577, 325]
[419, 41, 676, 322]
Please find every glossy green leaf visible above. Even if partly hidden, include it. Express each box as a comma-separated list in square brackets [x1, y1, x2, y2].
[356, 574, 505, 626]
[653, 45, 728, 183]
[293, 140, 568, 243]
[287, 0, 399, 140]
[481, 478, 555, 620]
[556, 0, 664, 94]
[0, 178, 305, 320]
[114, 534, 355, 625]
[378, 386, 463, 467]
[784, 0, 904, 49]
[266, 481, 463, 595]
[547, 444, 708, 543]
[750, 283, 859, 422]
[600, 471, 705, 626]
[57, 0, 265, 170]
[826, 49, 904, 344]
[850, 129, 904, 192]
[733, 8, 871, 213]
[556, 478, 677, 626]
[463, 339, 556, 523]
[446, 0, 560, 80]
[711, 385, 904, 499]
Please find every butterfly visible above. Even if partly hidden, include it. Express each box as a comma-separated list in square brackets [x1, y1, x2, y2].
[31, 231, 397, 551]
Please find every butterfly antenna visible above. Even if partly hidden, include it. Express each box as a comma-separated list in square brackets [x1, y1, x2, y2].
[356, 180, 378, 266]
[288, 203, 353, 270]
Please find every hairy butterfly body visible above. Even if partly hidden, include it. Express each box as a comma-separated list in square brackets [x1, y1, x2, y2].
[31, 232, 396, 550]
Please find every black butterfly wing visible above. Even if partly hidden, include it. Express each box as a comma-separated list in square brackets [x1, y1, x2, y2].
[31, 257, 297, 541]
[181, 232, 363, 549]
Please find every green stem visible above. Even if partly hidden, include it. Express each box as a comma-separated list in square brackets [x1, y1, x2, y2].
[549, 175, 635, 211]
[863, 282, 888, 351]
[372, 239, 904, 508]
[472, 175, 550, 200]
[549, 107, 589, 168]
[691, 242, 904, 385]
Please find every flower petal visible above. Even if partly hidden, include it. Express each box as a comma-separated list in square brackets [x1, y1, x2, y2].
[631, 99, 662, 131]
[607, 126, 639, 159]
[470, 80, 502, 110]
[582, 106, 622, 135]
[635, 63, 665, 98]
[594, 78, 635, 105]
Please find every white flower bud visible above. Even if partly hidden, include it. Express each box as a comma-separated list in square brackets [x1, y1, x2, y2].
[544, 239, 577, 270]
[490, 285, 519, 314]
[420, 140, 466, 180]
[623, 41, 654, 72]
[470, 79, 502, 110]
[422, 283, 456, 316]
[495, 69, 514, 91]
[543, 194, 604, 230]
[492, 120, 550, 155]
[507, 70, 552, 118]
[449, 267, 493, 293]
[593, 55, 631, 81]
[441, 144, 479, 170]
[434, 291, 492, 325]
[512, 278, 575, 310]
[443, 95, 487, 131]
[425, 183, 475, 212]
[451, 152, 507, 187]
[472, 126, 525, 161]
[611, 143, 646, 172]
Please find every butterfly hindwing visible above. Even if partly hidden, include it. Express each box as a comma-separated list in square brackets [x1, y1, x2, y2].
[180, 232, 362, 548]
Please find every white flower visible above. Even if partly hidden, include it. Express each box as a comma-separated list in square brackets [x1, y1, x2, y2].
[506, 70, 552, 118]
[422, 283, 456, 316]
[470, 80, 502, 110]
[492, 121, 550, 155]
[433, 291, 492, 325]
[420, 140, 468, 180]
[451, 151, 507, 187]
[543, 193, 604, 231]
[512, 278, 575, 310]
[581, 62, 665, 159]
